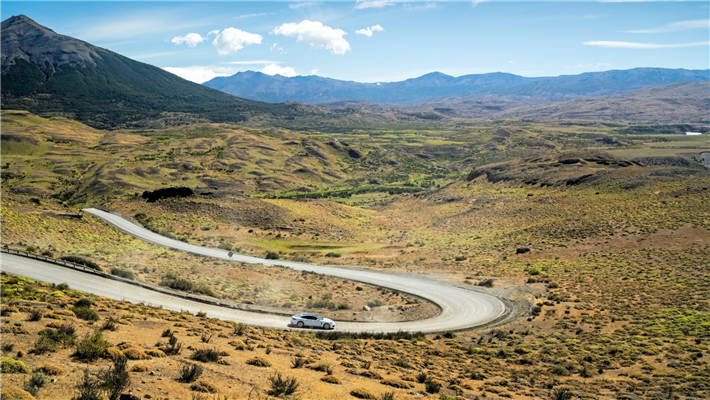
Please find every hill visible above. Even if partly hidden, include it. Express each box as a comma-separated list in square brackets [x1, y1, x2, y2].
[497, 81, 710, 123]
[204, 68, 709, 106]
[0, 15, 320, 129]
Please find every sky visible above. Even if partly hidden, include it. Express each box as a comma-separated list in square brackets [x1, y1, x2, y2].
[3, 1, 709, 83]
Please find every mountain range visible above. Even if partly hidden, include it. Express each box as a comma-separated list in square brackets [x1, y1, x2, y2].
[1, 14, 708, 127]
[0, 15, 317, 129]
[204, 68, 710, 106]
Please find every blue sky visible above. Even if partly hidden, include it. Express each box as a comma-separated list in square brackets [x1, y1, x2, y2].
[3, 1, 709, 83]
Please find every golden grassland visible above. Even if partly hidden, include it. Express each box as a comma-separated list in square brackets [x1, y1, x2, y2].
[2, 110, 709, 399]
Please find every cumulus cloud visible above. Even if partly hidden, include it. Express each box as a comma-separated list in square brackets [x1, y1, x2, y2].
[624, 19, 710, 34]
[355, 25, 384, 37]
[163, 65, 239, 83]
[261, 63, 298, 77]
[583, 40, 710, 49]
[273, 20, 350, 55]
[171, 33, 205, 47]
[212, 28, 263, 55]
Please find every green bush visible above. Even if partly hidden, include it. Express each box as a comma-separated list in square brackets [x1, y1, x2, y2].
[1, 357, 31, 373]
[60, 256, 101, 271]
[268, 372, 299, 397]
[71, 307, 99, 321]
[74, 331, 110, 361]
[109, 268, 134, 280]
[265, 251, 280, 260]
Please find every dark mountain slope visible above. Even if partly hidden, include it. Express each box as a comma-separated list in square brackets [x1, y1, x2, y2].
[1, 15, 319, 129]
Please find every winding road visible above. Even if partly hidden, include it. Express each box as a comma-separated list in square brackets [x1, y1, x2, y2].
[0, 208, 510, 333]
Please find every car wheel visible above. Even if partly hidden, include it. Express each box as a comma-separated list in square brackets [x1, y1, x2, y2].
[297, 321, 304, 328]
[323, 323, 330, 330]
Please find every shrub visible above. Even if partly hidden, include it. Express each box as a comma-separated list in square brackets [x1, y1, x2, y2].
[122, 347, 150, 360]
[393, 356, 411, 369]
[380, 392, 396, 400]
[74, 330, 110, 361]
[350, 388, 377, 399]
[162, 335, 182, 355]
[110, 268, 134, 280]
[416, 372, 428, 383]
[34, 363, 64, 376]
[33, 324, 76, 354]
[291, 357, 306, 368]
[71, 307, 99, 321]
[477, 279, 495, 288]
[443, 331, 456, 338]
[75, 298, 93, 308]
[101, 318, 118, 331]
[72, 368, 102, 400]
[130, 364, 149, 372]
[61, 256, 101, 271]
[309, 363, 333, 374]
[268, 373, 299, 396]
[24, 372, 48, 397]
[190, 348, 221, 363]
[381, 379, 412, 389]
[246, 357, 271, 367]
[321, 375, 341, 384]
[325, 252, 342, 258]
[190, 380, 218, 393]
[28, 308, 43, 321]
[425, 378, 441, 394]
[1, 387, 35, 400]
[265, 251, 280, 260]
[178, 363, 204, 383]
[1, 357, 31, 373]
[99, 356, 130, 400]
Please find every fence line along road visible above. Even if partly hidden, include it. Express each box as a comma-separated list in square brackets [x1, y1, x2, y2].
[0, 208, 513, 333]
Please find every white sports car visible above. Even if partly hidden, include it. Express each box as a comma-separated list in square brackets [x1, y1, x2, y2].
[291, 313, 335, 329]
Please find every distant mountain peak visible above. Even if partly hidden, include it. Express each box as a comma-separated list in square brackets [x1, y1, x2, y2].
[1, 14, 101, 73]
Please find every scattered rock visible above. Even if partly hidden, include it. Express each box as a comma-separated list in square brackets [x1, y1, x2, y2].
[362, 305, 371, 312]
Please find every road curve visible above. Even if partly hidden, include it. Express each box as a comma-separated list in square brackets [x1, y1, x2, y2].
[0, 208, 509, 333]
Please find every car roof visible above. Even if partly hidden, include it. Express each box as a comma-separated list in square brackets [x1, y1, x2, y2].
[296, 313, 319, 317]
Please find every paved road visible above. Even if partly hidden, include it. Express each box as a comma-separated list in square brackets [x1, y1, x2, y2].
[0, 208, 509, 333]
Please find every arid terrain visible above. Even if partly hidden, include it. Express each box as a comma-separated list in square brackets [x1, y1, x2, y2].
[2, 107, 709, 399]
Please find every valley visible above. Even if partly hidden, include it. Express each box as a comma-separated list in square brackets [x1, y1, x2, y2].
[1, 10, 709, 400]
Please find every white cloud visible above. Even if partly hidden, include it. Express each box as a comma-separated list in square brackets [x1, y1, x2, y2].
[289, 2, 322, 9]
[237, 12, 270, 19]
[163, 61, 285, 83]
[583, 40, 710, 49]
[163, 65, 239, 83]
[624, 19, 710, 34]
[355, 25, 384, 37]
[212, 28, 263, 55]
[208, 30, 219, 37]
[270, 43, 286, 54]
[273, 20, 350, 55]
[310, 69, 319, 75]
[261, 63, 298, 77]
[171, 33, 205, 47]
[355, 1, 397, 10]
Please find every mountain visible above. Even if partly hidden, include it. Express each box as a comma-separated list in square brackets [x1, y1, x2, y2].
[0, 15, 318, 129]
[204, 68, 709, 106]
[496, 81, 710, 123]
